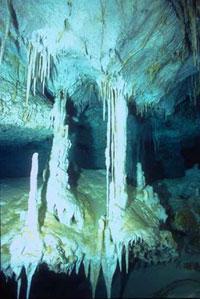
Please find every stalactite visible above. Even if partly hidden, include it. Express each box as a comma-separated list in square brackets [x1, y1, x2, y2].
[105, 84, 111, 217]
[125, 241, 129, 274]
[152, 119, 160, 155]
[96, 75, 175, 298]
[101, 224, 118, 299]
[182, 0, 199, 68]
[25, 44, 33, 106]
[112, 80, 128, 211]
[116, 241, 123, 271]
[100, 76, 128, 222]
[24, 264, 37, 299]
[75, 256, 82, 275]
[0, 14, 10, 65]
[25, 32, 52, 104]
[17, 276, 22, 299]
[98, 76, 130, 297]
[83, 258, 90, 278]
[89, 259, 101, 299]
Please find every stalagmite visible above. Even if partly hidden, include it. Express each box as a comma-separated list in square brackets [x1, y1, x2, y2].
[45, 92, 84, 229]
[46, 93, 71, 213]
[9, 152, 43, 299]
[135, 163, 168, 223]
[136, 162, 146, 190]
[26, 152, 39, 232]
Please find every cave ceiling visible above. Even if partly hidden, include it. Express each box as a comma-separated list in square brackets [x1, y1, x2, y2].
[0, 0, 199, 145]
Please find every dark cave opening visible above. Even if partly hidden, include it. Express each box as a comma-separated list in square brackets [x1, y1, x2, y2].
[181, 136, 200, 170]
[0, 266, 91, 299]
[0, 258, 131, 299]
[0, 139, 52, 179]
[1, 98, 200, 184]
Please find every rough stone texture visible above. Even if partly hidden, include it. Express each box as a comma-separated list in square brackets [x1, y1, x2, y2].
[1, 0, 199, 107]
[0, 2, 200, 298]
[0, 0, 53, 147]
[0, 0, 199, 179]
[0, 80, 52, 145]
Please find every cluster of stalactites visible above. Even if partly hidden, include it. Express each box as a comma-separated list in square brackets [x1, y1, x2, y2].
[25, 33, 52, 105]
[51, 91, 69, 132]
[99, 76, 128, 220]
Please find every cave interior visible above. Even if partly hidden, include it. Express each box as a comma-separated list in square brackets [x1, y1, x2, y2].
[0, 0, 200, 298]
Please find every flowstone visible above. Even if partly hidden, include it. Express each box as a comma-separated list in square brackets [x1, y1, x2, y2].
[4, 88, 177, 299]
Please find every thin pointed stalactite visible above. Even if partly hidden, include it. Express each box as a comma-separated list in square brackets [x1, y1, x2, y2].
[83, 258, 90, 278]
[25, 44, 33, 106]
[17, 276, 22, 299]
[101, 224, 118, 298]
[25, 264, 37, 299]
[89, 259, 101, 299]
[125, 241, 129, 274]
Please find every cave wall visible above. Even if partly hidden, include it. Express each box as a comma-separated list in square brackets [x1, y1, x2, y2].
[0, 139, 52, 178]
[68, 94, 200, 184]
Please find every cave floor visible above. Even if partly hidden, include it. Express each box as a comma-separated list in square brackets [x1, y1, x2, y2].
[0, 171, 134, 267]
[1, 169, 200, 297]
